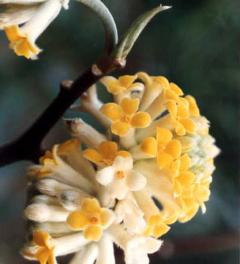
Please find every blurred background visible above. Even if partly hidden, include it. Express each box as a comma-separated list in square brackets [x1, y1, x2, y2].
[0, 0, 239, 263]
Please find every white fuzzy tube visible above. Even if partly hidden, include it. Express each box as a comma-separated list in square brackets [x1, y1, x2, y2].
[69, 243, 98, 264]
[24, 203, 69, 222]
[66, 118, 107, 148]
[54, 232, 90, 256]
[96, 234, 115, 264]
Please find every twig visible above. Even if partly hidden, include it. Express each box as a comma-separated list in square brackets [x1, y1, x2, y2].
[0, 58, 124, 167]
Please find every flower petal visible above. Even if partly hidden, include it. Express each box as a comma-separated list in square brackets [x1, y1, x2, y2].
[67, 211, 88, 230]
[157, 127, 172, 146]
[131, 112, 151, 128]
[101, 76, 124, 95]
[127, 170, 146, 191]
[100, 209, 115, 227]
[180, 154, 191, 171]
[96, 166, 115, 185]
[113, 156, 133, 171]
[165, 139, 182, 159]
[140, 137, 157, 156]
[100, 103, 123, 121]
[33, 231, 50, 248]
[83, 149, 103, 165]
[169, 82, 183, 96]
[111, 121, 130, 136]
[153, 223, 170, 238]
[185, 95, 200, 117]
[119, 75, 137, 87]
[84, 225, 102, 241]
[181, 118, 196, 134]
[120, 98, 140, 115]
[82, 198, 101, 213]
[177, 98, 189, 119]
[98, 141, 118, 161]
[157, 151, 173, 169]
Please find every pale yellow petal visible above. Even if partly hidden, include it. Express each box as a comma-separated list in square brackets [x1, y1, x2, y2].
[119, 75, 137, 87]
[185, 95, 200, 117]
[99, 141, 118, 161]
[111, 121, 130, 136]
[67, 211, 88, 230]
[82, 198, 101, 213]
[165, 139, 182, 159]
[131, 112, 151, 128]
[120, 98, 140, 115]
[156, 127, 173, 146]
[180, 154, 191, 171]
[169, 82, 184, 96]
[33, 231, 50, 248]
[84, 225, 102, 241]
[154, 76, 170, 90]
[83, 149, 103, 165]
[167, 100, 177, 117]
[153, 223, 170, 238]
[140, 137, 157, 156]
[177, 98, 189, 119]
[101, 76, 125, 95]
[157, 151, 173, 169]
[100, 103, 123, 121]
[180, 118, 196, 134]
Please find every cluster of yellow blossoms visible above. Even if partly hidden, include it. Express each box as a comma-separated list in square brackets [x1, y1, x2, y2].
[22, 72, 219, 264]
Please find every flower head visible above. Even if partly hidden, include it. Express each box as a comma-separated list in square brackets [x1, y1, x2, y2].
[22, 72, 219, 264]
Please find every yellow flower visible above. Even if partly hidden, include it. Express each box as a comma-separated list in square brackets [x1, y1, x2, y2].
[101, 98, 151, 136]
[83, 140, 130, 166]
[140, 127, 182, 170]
[2, 0, 63, 59]
[5, 25, 41, 59]
[23, 231, 56, 264]
[166, 94, 200, 136]
[144, 214, 170, 238]
[67, 198, 114, 241]
[172, 154, 195, 197]
[101, 75, 138, 95]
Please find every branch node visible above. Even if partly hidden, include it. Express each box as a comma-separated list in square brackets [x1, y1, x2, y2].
[60, 80, 73, 91]
[91, 64, 103, 76]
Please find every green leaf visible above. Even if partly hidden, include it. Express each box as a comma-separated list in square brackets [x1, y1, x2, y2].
[113, 5, 171, 61]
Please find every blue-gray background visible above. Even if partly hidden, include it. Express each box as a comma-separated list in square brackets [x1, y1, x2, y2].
[0, 0, 239, 263]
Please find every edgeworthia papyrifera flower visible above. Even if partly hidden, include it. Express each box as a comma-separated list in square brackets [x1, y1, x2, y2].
[22, 72, 220, 264]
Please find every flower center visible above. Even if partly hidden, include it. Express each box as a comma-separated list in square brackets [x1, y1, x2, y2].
[121, 115, 131, 123]
[116, 170, 125, 179]
[89, 216, 99, 225]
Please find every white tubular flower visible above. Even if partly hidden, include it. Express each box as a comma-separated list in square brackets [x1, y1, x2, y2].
[2, 0, 64, 59]
[69, 243, 98, 264]
[22, 72, 219, 264]
[125, 236, 162, 264]
[96, 156, 146, 200]
[115, 197, 146, 234]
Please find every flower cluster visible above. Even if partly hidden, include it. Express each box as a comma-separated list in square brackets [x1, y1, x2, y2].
[22, 72, 219, 264]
